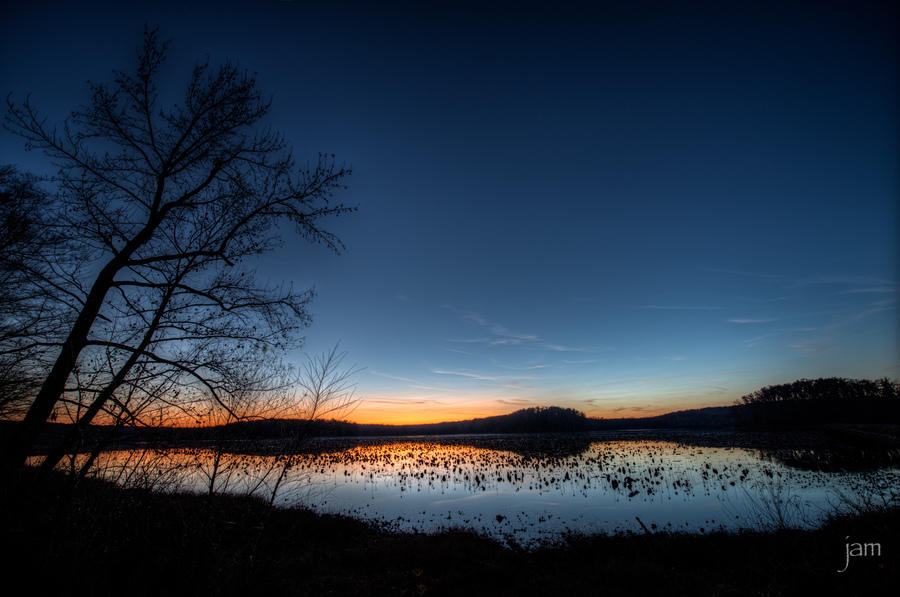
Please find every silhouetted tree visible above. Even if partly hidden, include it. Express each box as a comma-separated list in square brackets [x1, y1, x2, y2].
[1, 27, 355, 476]
[0, 166, 72, 420]
[734, 377, 900, 427]
[739, 378, 900, 405]
[188, 345, 359, 500]
[264, 343, 361, 505]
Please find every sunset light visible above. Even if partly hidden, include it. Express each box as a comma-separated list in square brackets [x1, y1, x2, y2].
[2, 1, 897, 593]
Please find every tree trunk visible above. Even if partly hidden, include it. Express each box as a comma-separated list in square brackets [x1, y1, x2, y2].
[2, 189, 170, 476]
[2, 266, 119, 475]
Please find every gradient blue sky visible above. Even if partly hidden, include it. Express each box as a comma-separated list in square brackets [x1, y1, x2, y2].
[2, 0, 897, 423]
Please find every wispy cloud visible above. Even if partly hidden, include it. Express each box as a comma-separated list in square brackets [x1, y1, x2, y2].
[443, 305, 602, 355]
[743, 332, 781, 347]
[791, 275, 896, 288]
[444, 348, 473, 356]
[847, 302, 897, 321]
[582, 397, 617, 405]
[611, 405, 651, 413]
[496, 398, 534, 405]
[488, 336, 541, 346]
[838, 286, 897, 295]
[431, 368, 538, 390]
[431, 369, 501, 382]
[501, 382, 536, 390]
[458, 310, 489, 327]
[540, 343, 594, 352]
[701, 267, 784, 279]
[447, 337, 494, 344]
[367, 398, 445, 405]
[728, 317, 778, 324]
[370, 370, 451, 392]
[431, 368, 538, 382]
[495, 362, 550, 371]
[738, 295, 791, 303]
[370, 370, 420, 384]
[443, 305, 541, 346]
[664, 355, 686, 361]
[783, 302, 895, 356]
[637, 304, 723, 311]
[744, 326, 818, 348]
[789, 338, 834, 355]
[870, 299, 898, 307]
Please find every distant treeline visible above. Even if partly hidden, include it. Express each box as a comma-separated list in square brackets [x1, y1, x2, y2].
[732, 377, 900, 428]
[740, 377, 899, 404]
[589, 406, 736, 431]
[361, 406, 590, 435]
[218, 406, 592, 440]
[8, 378, 899, 452]
[212, 378, 900, 436]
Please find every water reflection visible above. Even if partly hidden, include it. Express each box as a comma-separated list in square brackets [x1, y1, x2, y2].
[55, 437, 900, 545]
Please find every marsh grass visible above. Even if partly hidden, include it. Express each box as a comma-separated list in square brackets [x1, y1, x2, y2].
[827, 480, 900, 521]
[727, 474, 814, 532]
[4, 466, 897, 596]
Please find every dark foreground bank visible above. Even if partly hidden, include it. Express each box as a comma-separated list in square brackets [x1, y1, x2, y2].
[2, 470, 897, 596]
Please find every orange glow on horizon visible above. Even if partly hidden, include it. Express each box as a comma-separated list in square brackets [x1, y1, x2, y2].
[346, 401, 515, 426]
[341, 401, 701, 426]
[42, 394, 732, 428]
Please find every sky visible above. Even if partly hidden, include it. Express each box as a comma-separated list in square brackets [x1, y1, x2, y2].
[2, 0, 897, 424]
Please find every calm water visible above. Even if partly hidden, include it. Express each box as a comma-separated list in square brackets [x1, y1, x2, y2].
[65, 434, 900, 545]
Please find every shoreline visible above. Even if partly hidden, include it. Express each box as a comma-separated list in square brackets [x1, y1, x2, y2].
[4, 468, 897, 595]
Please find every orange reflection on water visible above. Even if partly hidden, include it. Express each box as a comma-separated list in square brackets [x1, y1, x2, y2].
[33, 437, 896, 543]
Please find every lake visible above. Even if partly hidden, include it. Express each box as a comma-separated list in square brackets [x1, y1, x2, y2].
[62, 431, 900, 546]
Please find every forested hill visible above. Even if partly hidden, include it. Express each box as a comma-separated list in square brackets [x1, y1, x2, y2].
[206, 405, 739, 439]
[170, 404, 741, 440]
[199, 406, 597, 440]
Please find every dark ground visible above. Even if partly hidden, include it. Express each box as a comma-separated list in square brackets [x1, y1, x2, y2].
[2, 469, 897, 596]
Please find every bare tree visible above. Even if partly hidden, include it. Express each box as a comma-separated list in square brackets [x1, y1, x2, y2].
[296, 343, 361, 423]
[184, 344, 360, 502]
[191, 359, 298, 497]
[1, 27, 355, 476]
[265, 343, 361, 506]
[0, 166, 72, 420]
